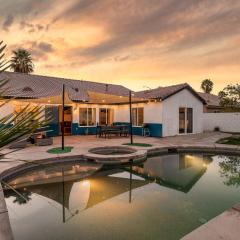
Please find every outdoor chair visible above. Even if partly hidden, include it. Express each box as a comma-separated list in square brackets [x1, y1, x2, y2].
[120, 125, 129, 137]
[142, 124, 150, 137]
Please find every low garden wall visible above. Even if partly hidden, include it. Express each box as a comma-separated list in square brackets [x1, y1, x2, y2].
[203, 112, 240, 133]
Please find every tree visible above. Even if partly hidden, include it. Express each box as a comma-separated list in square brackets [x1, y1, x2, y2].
[10, 48, 34, 73]
[0, 41, 47, 148]
[219, 155, 240, 187]
[201, 79, 213, 93]
[218, 84, 240, 108]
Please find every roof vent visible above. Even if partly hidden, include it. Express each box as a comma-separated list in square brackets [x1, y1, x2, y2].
[105, 84, 109, 92]
[22, 87, 33, 92]
[71, 87, 79, 92]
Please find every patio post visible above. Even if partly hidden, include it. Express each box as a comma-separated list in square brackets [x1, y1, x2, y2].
[129, 90, 133, 144]
[62, 84, 65, 150]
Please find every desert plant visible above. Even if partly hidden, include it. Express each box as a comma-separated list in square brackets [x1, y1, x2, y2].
[0, 41, 47, 149]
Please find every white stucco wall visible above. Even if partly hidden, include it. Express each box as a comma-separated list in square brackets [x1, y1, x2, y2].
[0, 101, 47, 121]
[0, 102, 14, 118]
[162, 89, 203, 137]
[203, 112, 240, 133]
[114, 102, 163, 124]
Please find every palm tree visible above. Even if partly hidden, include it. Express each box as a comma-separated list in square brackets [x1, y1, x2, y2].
[0, 41, 47, 148]
[10, 48, 34, 73]
[201, 79, 213, 94]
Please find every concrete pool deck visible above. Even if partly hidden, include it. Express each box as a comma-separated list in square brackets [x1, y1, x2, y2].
[182, 204, 240, 240]
[0, 131, 240, 239]
[0, 131, 239, 169]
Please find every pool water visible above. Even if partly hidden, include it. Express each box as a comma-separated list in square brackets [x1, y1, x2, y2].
[3, 153, 240, 240]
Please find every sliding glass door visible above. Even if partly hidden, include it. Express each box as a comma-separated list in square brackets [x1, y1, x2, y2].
[179, 107, 193, 134]
[187, 108, 193, 133]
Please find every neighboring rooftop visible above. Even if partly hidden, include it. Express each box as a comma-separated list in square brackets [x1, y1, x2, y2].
[135, 83, 206, 103]
[0, 72, 130, 101]
[197, 92, 220, 107]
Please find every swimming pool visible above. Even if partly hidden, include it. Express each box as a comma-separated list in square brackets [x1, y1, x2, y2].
[3, 153, 240, 240]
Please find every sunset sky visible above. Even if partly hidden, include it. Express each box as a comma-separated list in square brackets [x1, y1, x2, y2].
[1, 0, 240, 93]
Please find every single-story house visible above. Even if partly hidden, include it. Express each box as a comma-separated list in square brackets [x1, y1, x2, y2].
[0, 72, 207, 137]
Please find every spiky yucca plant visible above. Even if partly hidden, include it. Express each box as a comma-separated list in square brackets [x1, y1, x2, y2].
[0, 41, 48, 149]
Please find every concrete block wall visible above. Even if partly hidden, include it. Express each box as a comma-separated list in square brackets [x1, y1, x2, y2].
[203, 112, 240, 133]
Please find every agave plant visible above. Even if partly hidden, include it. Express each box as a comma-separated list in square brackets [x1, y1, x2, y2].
[0, 41, 48, 149]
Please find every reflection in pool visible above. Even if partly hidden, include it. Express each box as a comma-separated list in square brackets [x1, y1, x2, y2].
[3, 153, 240, 240]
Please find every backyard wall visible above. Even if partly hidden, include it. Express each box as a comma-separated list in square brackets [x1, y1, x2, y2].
[203, 112, 240, 133]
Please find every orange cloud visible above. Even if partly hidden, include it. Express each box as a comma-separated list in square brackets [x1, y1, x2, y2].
[1, 0, 239, 94]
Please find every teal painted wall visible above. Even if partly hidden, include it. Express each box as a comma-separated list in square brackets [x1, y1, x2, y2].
[45, 106, 59, 137]
[113, 122, 162, 137]
[46, 122, 162, 137]
[72, 123, 97, 135]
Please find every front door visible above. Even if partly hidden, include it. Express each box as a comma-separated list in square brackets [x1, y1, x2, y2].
[59, 106, 72, 135]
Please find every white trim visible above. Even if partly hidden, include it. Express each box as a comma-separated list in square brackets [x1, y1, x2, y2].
[79, 107, 96, 127]
[132, 107, 144, 127]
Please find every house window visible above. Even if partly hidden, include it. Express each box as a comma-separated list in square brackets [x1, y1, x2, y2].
[79, 108, 96, 126]
[179, 107, 193, 134]
[99, 108, 114, 125]
[132, 107, 144, 126]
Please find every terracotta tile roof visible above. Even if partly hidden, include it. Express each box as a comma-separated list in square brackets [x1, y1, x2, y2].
[135, 83, 206, 103]
[0, 72, 130, 101]
[197, 92, 220, 106]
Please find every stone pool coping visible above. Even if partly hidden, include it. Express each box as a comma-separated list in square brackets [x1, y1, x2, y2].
[83, 146, 147, 165]
[0, 184, 13, 240]
[1, 143, 240, 179]
[1, 139, 240, 239]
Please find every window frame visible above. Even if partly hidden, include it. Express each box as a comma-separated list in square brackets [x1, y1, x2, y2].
[99, 108, 114, 126]
[132, 107, 144, 127]
[79, 107, 96, 127]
